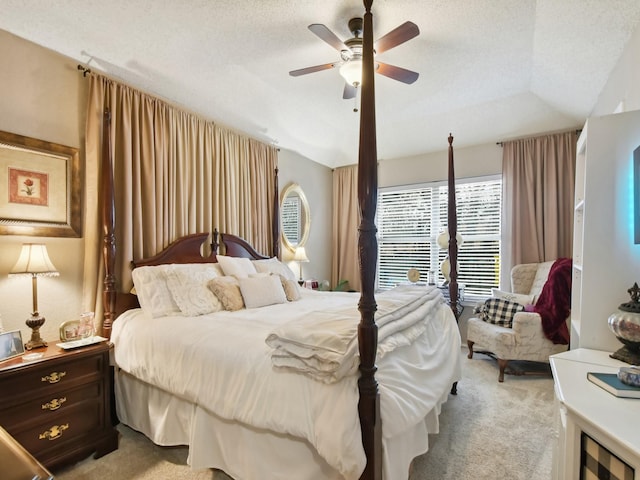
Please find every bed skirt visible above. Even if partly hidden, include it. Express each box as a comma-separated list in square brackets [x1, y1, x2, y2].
[115, 368, 454, 480]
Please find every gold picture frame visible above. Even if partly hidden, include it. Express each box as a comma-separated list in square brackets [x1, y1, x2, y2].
[0, 130, 81, 237]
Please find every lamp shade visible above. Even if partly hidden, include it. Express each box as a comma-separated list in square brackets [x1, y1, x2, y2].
[293, 246, 309, 263]
[9, 244, 59, 277]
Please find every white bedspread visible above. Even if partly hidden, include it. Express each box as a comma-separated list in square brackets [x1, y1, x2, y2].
[266, 286, 444, 382]
[111, 287, 461, 479]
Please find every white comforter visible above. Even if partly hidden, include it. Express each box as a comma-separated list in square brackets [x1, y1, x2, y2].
[111, 287, 461, 479]
[266, 286, 444, 382]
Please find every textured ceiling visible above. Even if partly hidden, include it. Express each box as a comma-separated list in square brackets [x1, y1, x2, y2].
[2, 1, 640, 168]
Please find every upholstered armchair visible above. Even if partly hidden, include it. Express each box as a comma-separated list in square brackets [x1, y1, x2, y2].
[466, 261, 569, 382]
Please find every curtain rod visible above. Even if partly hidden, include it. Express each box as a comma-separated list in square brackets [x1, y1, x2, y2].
[77, 64, 91, 77]
[496, 128, 582, 146]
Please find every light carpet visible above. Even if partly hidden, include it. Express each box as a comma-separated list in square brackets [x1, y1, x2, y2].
[55, 347, 556, 480]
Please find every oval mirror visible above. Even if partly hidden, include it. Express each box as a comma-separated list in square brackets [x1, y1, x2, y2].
[280, 183, 310, 253]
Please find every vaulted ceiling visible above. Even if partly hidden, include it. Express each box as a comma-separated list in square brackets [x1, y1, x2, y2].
[2, 1, 640, 167]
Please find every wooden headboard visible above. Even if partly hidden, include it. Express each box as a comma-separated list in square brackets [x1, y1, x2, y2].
[110, 230, 271, 322]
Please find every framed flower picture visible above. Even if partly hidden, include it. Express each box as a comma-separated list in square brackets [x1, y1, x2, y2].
[0, 130, 81, 237]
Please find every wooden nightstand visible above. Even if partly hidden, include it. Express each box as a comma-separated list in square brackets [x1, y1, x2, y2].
[0, 340, 118, 470]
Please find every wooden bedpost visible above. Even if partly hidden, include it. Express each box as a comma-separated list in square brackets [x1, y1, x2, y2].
[273, 167, 281, 259]
[101, 109, 116, 338]
[357, 1, 382, 479]
[447, 133, 459, 318]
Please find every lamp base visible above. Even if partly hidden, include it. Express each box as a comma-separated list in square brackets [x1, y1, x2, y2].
[610, 345, 640, 365]
[25, 314, 47, 351]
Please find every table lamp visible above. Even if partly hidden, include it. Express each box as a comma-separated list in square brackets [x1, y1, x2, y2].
[293, 247, 309, 285]
[9, 244, 59, 350]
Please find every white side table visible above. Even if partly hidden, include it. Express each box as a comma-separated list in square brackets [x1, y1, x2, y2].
[550, 348, 640, 480]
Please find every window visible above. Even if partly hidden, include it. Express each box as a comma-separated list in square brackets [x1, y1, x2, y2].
[377, 176, 501, 299]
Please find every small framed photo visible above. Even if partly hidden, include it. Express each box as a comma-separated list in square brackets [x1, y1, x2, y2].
[59, 320, 81, 342]
[0, 330, 25, 362]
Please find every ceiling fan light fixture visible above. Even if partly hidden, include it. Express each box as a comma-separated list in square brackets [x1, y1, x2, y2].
[339, 58, 362, 86]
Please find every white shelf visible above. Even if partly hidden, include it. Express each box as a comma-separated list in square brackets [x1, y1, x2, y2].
[551, 349, 640, 479]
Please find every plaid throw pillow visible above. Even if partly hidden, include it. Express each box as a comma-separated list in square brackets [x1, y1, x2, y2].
[474, 298, 525, 328]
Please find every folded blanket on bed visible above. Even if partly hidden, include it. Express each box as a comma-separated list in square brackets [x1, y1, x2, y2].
[266, 285, 444, 382]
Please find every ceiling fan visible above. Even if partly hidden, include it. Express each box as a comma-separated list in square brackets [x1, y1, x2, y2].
[289, 17, 420, 100]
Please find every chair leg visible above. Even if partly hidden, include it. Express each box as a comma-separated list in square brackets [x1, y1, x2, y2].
[498, 358, 508, 382]
[467, 340, 474, 359]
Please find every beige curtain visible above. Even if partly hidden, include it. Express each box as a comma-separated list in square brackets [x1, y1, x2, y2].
[331, 165, 360, 291]
[82, 74, 278, 320]
[500, 130, 576, 288]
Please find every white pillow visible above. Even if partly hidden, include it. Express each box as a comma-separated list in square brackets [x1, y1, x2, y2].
[216, 255, 257, 278]
[131, 265, 181, 318]
[491, 288, 534, 306]
[238, 275, 287, 309]
[165, 264, 224, 316]
[252, 257, 297, 282]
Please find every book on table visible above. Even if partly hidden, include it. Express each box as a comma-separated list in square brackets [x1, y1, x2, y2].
[587, 372, 640, 399]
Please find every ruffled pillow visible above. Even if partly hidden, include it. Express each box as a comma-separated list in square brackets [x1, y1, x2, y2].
[165, 264, 224, 316]
[131, 265, 181, 318]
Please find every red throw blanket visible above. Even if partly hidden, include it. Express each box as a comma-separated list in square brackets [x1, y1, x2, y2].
[533, 258, 572, 344]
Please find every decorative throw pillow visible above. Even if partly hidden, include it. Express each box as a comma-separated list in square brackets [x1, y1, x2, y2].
[131, 265, 182, 318]
[252, 257, 298, 282]
[165, 264, 224, 316]
[491, 288, 534, 306]
[252, 258, 301, 300]
[208, 276, 245, 311]
[279, 275, 301, 302]
[216, 255, 257, 278]
[238, 275, 288, 309]
[475, 298, 525, 328]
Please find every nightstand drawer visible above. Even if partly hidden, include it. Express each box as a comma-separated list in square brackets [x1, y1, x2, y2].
[9, 401, 104, 458]
[0, 382, 102, 431]
[0, 342, 118, 468]
[0, 354, 103, 403]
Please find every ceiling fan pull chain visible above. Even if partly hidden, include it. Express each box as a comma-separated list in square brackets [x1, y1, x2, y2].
[353, 87, 360, 113]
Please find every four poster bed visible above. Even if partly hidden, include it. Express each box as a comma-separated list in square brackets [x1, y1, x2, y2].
[99, 2, 462, 479]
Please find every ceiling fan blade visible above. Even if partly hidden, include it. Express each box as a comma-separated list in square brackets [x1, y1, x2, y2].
[308, 24, 348, 51]
[374, 21, 420, 54]
[343, 83, 357, 99]
[376, 62, 419, 84]
[289, 62, 338, 77]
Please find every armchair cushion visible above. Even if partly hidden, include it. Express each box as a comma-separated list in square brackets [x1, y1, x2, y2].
[474, 298, 525, 328]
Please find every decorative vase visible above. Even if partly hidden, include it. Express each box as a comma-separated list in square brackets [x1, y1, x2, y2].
[608, 282, 640, 365]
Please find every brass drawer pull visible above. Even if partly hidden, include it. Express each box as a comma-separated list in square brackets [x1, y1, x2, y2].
[41, 371, 66, 384]
[42, 397, 67, 411]
[39, 424, 69, 440]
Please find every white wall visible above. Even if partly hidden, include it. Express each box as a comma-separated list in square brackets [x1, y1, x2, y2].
[379, 142, 503, 187]
[592, 21, 640, 115]
[276, 149, 333, 285]
[0, 30, 88, 342]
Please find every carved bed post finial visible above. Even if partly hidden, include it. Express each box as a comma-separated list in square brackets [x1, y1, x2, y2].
[357, 1, 382, 479]
[212, 229, 220, 255]
[101, 109, 116, 338]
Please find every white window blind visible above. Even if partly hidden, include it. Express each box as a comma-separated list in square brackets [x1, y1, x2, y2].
[377, 177, 501, 299]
